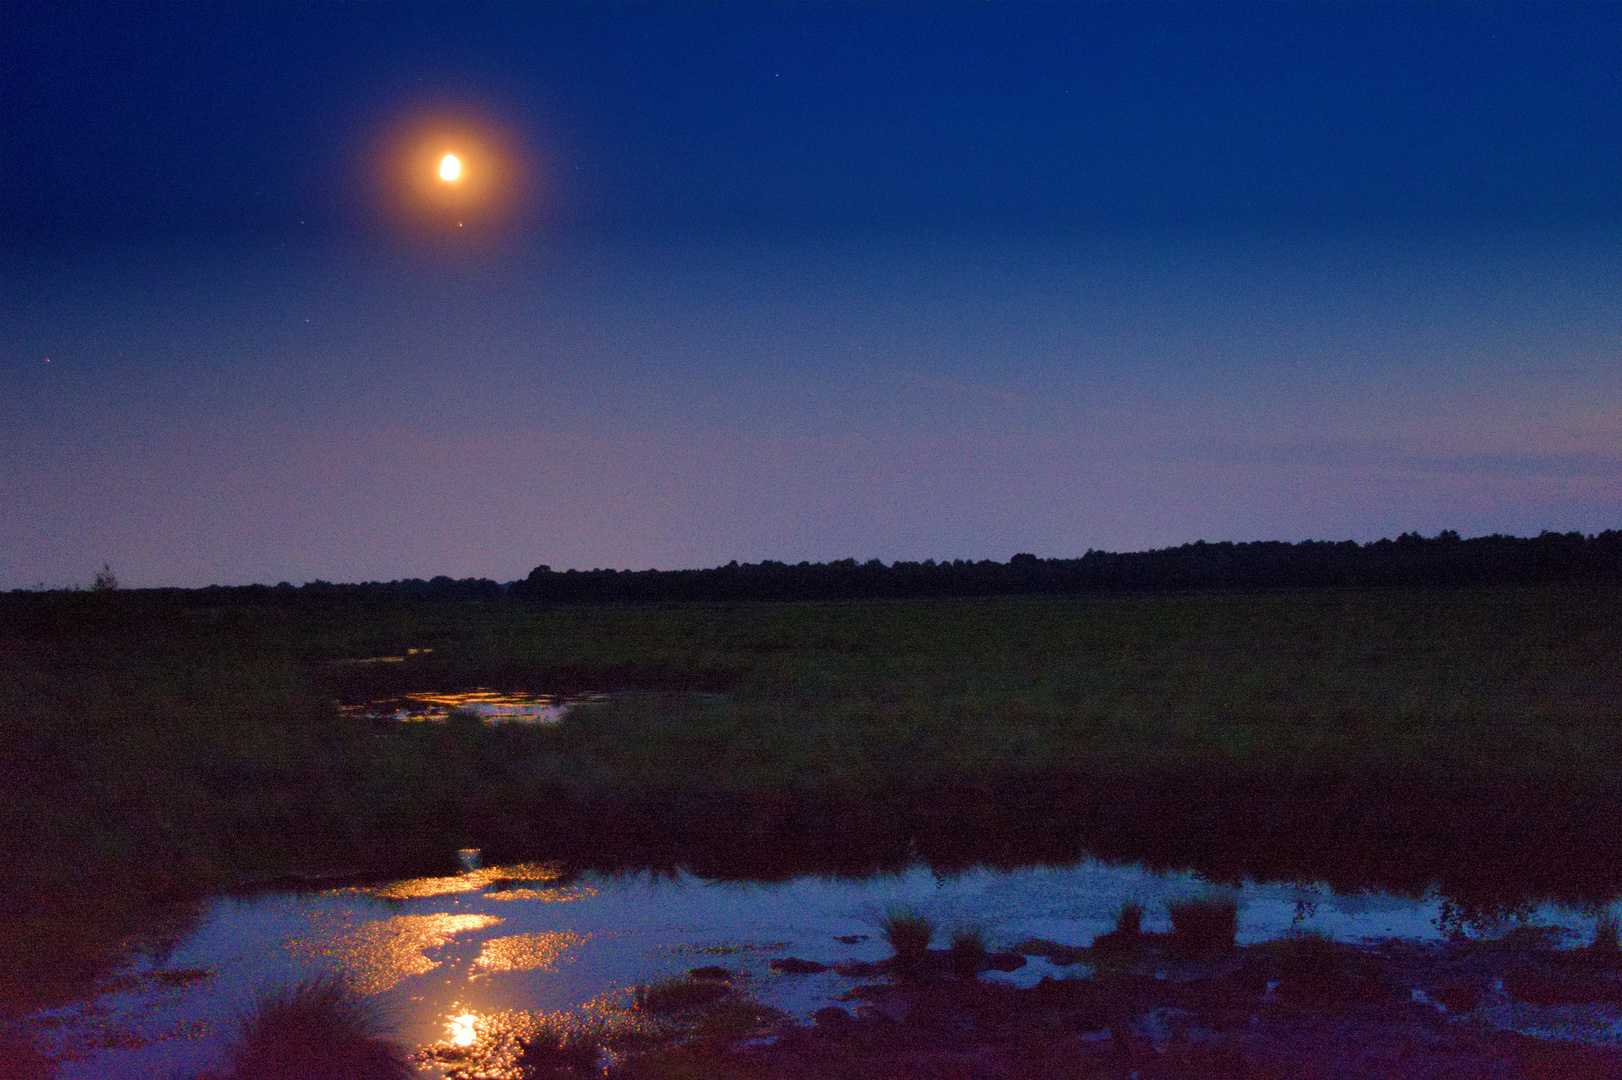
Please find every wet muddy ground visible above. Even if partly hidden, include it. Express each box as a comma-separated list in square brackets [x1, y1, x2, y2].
[603, 935, 1622, 1079]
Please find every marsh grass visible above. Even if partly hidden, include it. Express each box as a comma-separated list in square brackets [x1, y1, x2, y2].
[633, 975, 733, 1015]
[607, 984, 785, 1079]
[514, 1020, 601, 1075]
[1114, 901, 1144, 936]
[949, 925, 989, 978]
[224, 975, 412, 1080]
[1592, 914, 1620, 956]
[882, 908, 935, 977]
[687, 997, 786, 1043]
[1167, 898, 1239, 959]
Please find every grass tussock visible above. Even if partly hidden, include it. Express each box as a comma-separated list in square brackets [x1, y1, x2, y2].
[1168, 898, 1239, 958]
[949, 925, 989, 978]
[609, 987, 785, 1078]
[1592, 914, 1620, 956]
[881, 908, 934, 966]
[224, 975, 412, 1080]
[633, 975, 733, 1015]
[514, 1021, 600, 1075]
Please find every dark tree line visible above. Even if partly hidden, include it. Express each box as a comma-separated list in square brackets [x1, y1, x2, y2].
[4, 574, 508, 606]
[12, 530, 1617, 607]
[511, 529, 1622, 604]
[205, 574, 507, 602]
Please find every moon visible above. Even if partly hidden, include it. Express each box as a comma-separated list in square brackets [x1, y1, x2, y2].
[374, 111, 543, 230]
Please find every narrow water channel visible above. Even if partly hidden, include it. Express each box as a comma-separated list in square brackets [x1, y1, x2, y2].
[25, 859, 1620, 1077]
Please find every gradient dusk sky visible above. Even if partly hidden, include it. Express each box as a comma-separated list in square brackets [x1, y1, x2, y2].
[3, 2, 1618, 590]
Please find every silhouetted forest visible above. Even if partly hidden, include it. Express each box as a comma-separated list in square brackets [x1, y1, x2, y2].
[510, 530, 1621, 604]
[12, 529, 1617, 604]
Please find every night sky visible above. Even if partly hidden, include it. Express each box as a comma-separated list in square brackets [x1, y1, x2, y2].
[4, 2, 1618, 590]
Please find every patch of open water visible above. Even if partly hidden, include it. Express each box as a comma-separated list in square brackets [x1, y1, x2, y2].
[343, 689, 601, 725]
[26, 859, 1621, 1077]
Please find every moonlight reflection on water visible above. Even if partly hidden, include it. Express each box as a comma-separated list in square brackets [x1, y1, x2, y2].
[472, 931, 590, 977]
[344, 689, 596, 726]
[290, 912, 504, 995]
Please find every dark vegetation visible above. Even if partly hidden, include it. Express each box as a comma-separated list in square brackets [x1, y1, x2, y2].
[513, 1026, 602, 1075]
[43, 529, 1615, 607]
[2, 549, 1620, 1027]
[949, 926, 990, 980]
[1166, 898, 1240, 959]
[207, 975, 413, 1080]
[512, 529, 1622, 603]
[881, 910, 936, 980]
[633, 974, 735, 1015]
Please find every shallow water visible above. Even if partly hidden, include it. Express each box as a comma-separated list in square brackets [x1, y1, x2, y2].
[26, 859, 1619, 1077]
[345, 688, 593, 724]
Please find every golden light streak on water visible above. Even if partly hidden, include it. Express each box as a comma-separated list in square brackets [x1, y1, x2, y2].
[289, 913, 502, 994]
[367, 862, 572, 900]
[483, 886, 597, 903]
[418, 1006, 638, 1080]
[342, 689, 594, 725]
[471, 930, 590, 977]
[406, 689, 583, 723]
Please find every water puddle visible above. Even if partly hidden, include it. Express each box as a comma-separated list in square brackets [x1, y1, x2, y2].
[343, 690, 607, 725]
[329, 647, 436, 665]
[24, 860, 1621, 1077]
[326, 649, 603, 725]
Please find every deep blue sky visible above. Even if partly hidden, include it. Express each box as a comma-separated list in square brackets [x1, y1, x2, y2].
[3, 2, 1619, 588]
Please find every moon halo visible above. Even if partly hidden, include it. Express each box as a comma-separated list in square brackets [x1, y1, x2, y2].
[371, 105, 546, 235]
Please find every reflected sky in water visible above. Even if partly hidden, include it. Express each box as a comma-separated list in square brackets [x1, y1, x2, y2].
[30, 860, 1620, 1078]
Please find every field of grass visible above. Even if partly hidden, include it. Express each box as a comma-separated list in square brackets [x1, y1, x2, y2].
[3, 584, 1619, 1014]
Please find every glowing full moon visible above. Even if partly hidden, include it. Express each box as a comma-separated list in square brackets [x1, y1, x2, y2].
[439, 154, 462, 181]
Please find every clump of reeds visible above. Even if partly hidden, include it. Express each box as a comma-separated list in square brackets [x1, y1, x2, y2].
[514, 1020, 600, 1075]
[1090, 900, 1149, 956]
[632, 974, 732, 1014]
[225, 975, 413, 1080]
[1167, 897, 1238, 959]
[881, 908, 934, 978]
[949, 925, 988, 979]
[1592, 914, 1620, 956]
